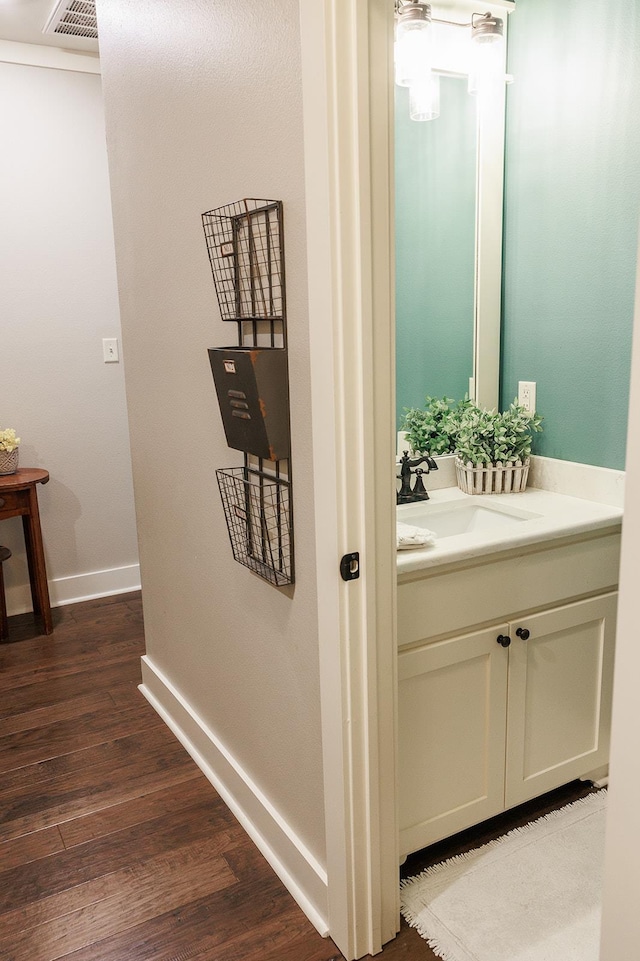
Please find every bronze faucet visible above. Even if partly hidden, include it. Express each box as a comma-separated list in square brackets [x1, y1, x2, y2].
[397, 451, 438, 504]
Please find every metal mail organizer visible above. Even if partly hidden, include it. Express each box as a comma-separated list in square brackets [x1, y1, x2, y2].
[202, 199, 294, 587]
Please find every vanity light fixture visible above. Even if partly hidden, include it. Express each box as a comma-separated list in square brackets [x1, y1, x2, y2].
[409, 72, 441, 121]
[395, 2, 433, 88]
[394, 1, 506, 121]
[468, 12, 504, 95]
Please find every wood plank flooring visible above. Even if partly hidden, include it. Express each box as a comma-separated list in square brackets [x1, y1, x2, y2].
[0, 593, 593, 961]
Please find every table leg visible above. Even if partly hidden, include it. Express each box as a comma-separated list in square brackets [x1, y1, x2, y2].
[23, 487, 53, 635]
[22, 515, 41, 617]
[0, 560, 7, 640]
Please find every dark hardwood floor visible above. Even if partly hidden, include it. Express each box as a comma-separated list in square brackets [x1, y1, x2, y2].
[0, 593, 594, 961]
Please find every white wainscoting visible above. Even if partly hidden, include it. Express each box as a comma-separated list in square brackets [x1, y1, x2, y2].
[139, 655, 330, 938]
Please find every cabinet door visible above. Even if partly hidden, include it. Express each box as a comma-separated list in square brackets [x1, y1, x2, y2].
[398, 625, 509, 856]
[505, 592, 617, 808]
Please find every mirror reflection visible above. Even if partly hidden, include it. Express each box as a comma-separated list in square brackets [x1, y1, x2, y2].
[395, 76, 477, 426]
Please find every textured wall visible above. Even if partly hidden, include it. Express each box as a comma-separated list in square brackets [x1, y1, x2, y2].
[96, 0, 325, 862]
[501, 0, 640, 468]
[395, 78, 476, 423]
[0, 61, 138, 606]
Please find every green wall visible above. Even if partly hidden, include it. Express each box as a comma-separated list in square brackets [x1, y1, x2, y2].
[501, 0, 640, 469]
[395, 78, 476, 425]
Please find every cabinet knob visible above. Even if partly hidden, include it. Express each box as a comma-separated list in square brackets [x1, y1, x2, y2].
[516, 627, 530, 640]
[496, 634, 511, 648]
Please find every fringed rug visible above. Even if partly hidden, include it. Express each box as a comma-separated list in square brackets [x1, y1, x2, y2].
[400, 790, 607, 961]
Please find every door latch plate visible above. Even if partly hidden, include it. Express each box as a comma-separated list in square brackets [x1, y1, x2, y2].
[340, 552, 360, 581]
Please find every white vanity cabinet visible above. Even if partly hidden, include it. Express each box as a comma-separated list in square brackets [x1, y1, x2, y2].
[397, 528, 620, 858]
[503, 593, 616, 808]
[398, 622, 509, 856]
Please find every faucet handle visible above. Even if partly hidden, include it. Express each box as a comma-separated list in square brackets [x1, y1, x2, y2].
[412, 469, 428, 496]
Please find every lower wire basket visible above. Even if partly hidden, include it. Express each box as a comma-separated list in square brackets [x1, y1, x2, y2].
[216, 467, 293, 586]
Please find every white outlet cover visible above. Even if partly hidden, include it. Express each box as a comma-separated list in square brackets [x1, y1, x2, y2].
[518, 380, 536, 413]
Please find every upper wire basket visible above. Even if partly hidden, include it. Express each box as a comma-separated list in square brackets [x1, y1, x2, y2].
[202, 199, 285, 323]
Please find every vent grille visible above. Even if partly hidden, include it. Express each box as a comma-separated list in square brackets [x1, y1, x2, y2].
[44, 0, 98, 40]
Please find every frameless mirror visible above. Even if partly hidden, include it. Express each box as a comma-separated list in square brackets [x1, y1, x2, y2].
[395, 75, 477, 416]
[395, 1, 512, 427]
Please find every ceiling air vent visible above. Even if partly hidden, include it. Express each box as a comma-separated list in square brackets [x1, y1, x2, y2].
[43, 0, 98, 41]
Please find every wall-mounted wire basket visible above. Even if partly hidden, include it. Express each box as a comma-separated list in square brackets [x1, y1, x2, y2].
[202, 199, 284, 324]
[216, 466, 293, 587]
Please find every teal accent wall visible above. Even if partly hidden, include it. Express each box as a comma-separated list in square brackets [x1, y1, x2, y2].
[395, 78, 476, 426]
[501, 0, 640, 469]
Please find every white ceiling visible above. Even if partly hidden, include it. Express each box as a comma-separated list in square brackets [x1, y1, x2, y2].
[0, 0, 98, 53]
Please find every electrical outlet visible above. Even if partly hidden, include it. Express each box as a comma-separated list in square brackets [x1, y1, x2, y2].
[518, 380, 536, 414]
[102, 338, 119, 363]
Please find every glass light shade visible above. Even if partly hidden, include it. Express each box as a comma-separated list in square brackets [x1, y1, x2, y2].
[395, 17, 432, 88]
[468, 26, 504, 96]
[409, 72, 440, 121]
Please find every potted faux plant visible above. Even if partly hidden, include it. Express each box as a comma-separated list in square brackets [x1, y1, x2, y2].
[0, 429, 21, 475]
[454, 400, 543, 494]
[402, 396, 470, 456]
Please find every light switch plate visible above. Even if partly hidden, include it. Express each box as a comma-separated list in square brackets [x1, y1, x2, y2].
[102, 338, 119, 363]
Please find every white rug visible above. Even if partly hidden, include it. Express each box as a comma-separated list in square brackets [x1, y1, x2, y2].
[400, 791, 607, 961]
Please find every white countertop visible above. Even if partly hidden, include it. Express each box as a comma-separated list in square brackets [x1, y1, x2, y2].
[396, 486, 623, 575]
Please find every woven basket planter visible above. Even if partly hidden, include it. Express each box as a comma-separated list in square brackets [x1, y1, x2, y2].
[0, 448, 19, 475]
[455, 457, 530, 495]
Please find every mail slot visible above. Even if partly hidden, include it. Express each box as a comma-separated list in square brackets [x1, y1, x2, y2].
[208, 347, 291, 461]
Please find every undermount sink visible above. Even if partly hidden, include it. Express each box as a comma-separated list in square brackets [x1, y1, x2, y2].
[400, 499, 542, 539]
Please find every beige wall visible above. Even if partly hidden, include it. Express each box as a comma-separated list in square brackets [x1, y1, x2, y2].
[97, 0, 326, 863]
[0, 59, 139, 612]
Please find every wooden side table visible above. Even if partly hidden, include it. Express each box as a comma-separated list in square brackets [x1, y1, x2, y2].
[0, 468, 52, 635]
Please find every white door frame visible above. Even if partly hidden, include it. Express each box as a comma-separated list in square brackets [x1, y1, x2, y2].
[600, 236, 640, 957]
[301, 3, 640, 958]
[299, 0, 398, 957]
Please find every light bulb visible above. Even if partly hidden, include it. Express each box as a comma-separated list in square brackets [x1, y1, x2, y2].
[409, 72, 440, 121]
[395, 3, 432, 88]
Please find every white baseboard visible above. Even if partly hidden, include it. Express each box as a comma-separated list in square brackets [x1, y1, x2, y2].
[139, 655, 330, 938]
[5, 562, 141, 615]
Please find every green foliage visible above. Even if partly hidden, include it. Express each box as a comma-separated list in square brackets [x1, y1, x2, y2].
[402, 396, 543, 464]
[455, 399, 543, 465]
[402, 396, 471, 455]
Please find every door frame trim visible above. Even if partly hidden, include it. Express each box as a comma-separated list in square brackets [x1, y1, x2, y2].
[299, 0, 398, 956]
